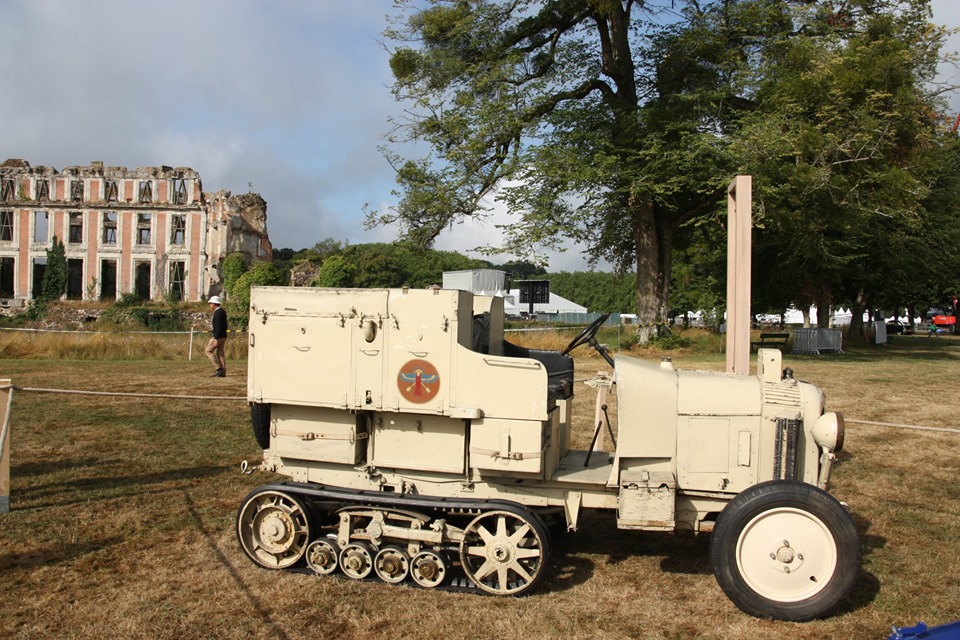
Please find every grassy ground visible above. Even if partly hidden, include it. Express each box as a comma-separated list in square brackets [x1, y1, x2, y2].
[0, 332, 958, 639]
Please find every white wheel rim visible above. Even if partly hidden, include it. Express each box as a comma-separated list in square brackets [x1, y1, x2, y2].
[735, 506, 837, 602]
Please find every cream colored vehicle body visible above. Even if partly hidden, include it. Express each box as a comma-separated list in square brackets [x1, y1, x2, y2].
[239, 286, 857, 620]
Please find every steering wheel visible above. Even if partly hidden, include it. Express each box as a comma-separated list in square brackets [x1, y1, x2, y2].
[561, 313, 614, 366]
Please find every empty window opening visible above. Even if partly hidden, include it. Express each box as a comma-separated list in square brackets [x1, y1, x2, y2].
[138, 181, 153, 204]
[102, 212, 117, 244]
[33, 211, 48, 243]
[137, 213, 152, 244]
[105, 180, 119, 202]
[0, 257, 14, 298]
[1, 179, 14, 202]
[169, 261, 185, 302]
[36, 179, 49, 201]
[100, 259, 117, 300]
[170, 214, 186, 245]
[173, 178, 188, 204]
[134, 262, 151, 299]
[69, 212, 83, 244]
[67, 259, 83, 300]
[0, 210, 12, 242]
[31, 257, 46, 299]
[70, 180, 84, 202]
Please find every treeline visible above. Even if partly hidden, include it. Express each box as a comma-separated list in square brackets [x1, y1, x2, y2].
[267, 239, 642, 314]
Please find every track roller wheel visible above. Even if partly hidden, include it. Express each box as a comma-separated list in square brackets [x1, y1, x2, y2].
[374, 546, 411, 584]
[411, 550, 448, 589]
[339, 542, 375, 580]
[460, 508, 550, 596]
[236, 489, 312, 569]
[305, 538, 340, 575]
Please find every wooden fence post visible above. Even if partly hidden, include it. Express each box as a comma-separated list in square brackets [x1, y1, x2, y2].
[0, 379, 11, 514]
[726, 175, 752, 375]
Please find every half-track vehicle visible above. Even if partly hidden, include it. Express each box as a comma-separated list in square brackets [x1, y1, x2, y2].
[238, 286, 860, 621]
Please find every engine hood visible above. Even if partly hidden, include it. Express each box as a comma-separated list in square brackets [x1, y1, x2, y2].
[677, 369, 762, 416]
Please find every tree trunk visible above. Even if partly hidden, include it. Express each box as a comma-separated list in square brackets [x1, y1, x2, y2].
[815, 292, 831, 328]
[848, 288, 868, 340]
[656, 207, 672, 333]
[632, 196, 661, 344]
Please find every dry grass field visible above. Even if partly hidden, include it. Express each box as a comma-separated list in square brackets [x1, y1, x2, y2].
[0, 330, 958, 639]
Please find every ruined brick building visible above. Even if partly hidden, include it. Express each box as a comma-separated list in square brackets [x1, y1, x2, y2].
[0, 159, 272, 306]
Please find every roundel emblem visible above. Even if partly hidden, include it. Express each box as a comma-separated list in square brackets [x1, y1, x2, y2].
[398, 359, 440, 403]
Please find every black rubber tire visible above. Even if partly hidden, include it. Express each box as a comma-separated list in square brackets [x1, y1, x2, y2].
[250, 402, 270, 449]
[710, 480, 860, 621]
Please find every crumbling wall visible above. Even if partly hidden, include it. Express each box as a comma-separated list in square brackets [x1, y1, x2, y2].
[204, 190, 274, 294]
[289, 261, 320, 287]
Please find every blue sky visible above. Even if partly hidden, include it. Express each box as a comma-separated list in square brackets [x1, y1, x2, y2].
[1, 0, 957, 271]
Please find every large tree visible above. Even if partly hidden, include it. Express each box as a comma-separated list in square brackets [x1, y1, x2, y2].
[730, 0, 955, 334]
[372, 0, 793, 341]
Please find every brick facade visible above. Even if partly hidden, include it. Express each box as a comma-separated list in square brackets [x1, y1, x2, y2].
[0, 159, 273, 305]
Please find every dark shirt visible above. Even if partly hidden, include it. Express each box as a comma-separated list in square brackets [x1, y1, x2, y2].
[212, 307, 228, 339]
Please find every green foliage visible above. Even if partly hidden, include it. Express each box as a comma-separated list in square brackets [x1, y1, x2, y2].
[220, 253, 249, 298]
[311, 237, 345, 261]
[115, 292, 142, 308]
[308, 243, 492, 289]
[547, 272, 636, 312]
[99, 303, 185, 331]
[20, 298, 49, 323]
[313, 254, 357, 287]
[228, 261, 286, 327]
[376, 0, 957, 340]
[41, 236, 67, 301]
[646, 332, 692, 351]
[729, 3, 950, 320]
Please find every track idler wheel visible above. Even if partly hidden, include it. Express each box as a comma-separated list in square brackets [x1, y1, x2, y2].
[236, 489, 312, 569]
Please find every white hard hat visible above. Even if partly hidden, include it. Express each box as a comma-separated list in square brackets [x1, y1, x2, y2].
[208, 295, 221, 305]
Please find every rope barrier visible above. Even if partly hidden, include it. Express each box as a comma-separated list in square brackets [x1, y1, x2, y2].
[0, 385, 954, 434]
[0, 327, 247, 335]
[846, 418, 960, 435]
[0, 384, 245, 402]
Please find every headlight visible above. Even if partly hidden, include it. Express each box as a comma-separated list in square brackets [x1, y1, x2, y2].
[811, 411, 845, 452]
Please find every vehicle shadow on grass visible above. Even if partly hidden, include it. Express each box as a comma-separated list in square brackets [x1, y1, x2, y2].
[544, 508, 714, 594]
[0, 536, 127, 574]
[182, 489, 293, 640]
[545, 505, 884, 616]
[11, 461, 229, 509]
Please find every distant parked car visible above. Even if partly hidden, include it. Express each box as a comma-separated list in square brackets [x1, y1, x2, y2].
[885, 320, 913, 335]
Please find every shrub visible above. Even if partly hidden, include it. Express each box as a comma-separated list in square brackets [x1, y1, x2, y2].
[220, 253, 249, 298]
[647, 332, 691, 350]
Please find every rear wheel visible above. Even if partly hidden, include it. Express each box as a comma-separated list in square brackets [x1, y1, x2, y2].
[250, 402, 270, 449]
[710, 480, 860, 621]
[460, 508, 550, 596]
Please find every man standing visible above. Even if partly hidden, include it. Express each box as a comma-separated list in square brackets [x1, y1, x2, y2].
[206, 295, 228, 377]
